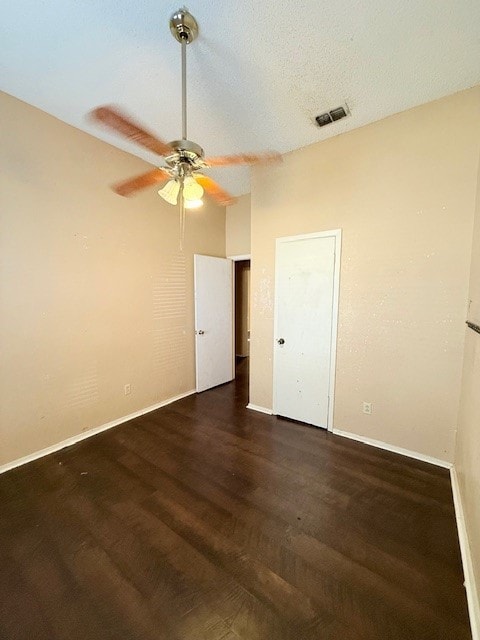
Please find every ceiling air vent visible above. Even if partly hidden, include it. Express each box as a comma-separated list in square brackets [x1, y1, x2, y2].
[315, 104, 349, 128]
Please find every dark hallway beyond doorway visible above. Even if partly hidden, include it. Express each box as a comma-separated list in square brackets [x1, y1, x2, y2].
[234, 260, 250, 358]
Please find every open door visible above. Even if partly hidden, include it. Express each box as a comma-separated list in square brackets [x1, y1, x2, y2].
[194, 255, 234, 392]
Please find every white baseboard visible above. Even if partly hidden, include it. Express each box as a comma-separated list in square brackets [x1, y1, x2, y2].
[332, 428, 452, 469]
[246, 403, 273, 415]
[0, 389, 196, 475]
[450, 467, 480, 640]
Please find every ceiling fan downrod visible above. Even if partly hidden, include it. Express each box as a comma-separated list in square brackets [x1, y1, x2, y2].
[169, 8, 199, 141]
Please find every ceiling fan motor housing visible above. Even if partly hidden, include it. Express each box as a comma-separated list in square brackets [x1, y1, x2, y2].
[165, 139, 205, 171]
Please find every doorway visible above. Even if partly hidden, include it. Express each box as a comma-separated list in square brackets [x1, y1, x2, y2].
[194, 254, 251, 395]
[273, 230, 341, 430]
[234, 260, 250, 360]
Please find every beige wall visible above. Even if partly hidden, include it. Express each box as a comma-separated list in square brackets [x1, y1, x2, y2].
[226, 194, 251, 257]
[455, 146, 480, 611]
[250, 87, 480, 463]
[0, 92, 225, 466]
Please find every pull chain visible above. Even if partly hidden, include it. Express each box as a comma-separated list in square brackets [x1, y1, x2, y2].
[179, 184, 186, 251]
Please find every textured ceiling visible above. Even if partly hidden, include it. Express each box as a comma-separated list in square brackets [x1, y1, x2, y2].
[1, 1, 480, 196]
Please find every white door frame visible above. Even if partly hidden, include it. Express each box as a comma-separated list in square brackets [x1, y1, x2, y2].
[273, 229, 341, 432]
[229, 254, 251, 365]
[227, 254, 251, 262]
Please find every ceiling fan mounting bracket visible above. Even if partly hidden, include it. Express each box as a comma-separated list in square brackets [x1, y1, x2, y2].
[169, 8, 199, 44]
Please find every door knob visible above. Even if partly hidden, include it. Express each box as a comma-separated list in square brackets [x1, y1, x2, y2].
[197, 330, 205, 335]
[277, 338, 285, 345]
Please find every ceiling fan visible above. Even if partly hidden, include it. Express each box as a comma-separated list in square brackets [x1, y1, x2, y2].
[90, 7, 281, 211]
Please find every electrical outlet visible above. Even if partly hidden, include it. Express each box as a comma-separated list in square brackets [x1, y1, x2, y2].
[363, 402, 372, 415]
[124, 383, 131, 396]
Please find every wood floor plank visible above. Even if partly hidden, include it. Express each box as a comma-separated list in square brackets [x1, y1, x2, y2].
[0, 358, 471, 639]
[112, 437, 464, 626]
[109, 407, 465, 608]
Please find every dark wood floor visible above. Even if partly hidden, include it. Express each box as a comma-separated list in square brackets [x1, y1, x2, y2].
[0, 359, 471, 640]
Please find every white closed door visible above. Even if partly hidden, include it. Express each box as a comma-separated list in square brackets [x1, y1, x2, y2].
[273, 233, 338, 428]
[194, 255, 234, 393]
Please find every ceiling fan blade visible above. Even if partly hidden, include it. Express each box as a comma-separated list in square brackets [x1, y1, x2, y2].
[90, 106, 173, 157]
[204, 152, 282, 167]
[194, 175, 237, 206]
[113, 168, 170, 197]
